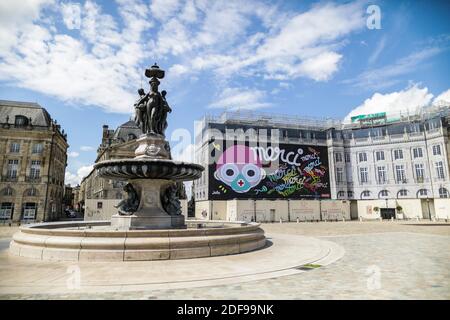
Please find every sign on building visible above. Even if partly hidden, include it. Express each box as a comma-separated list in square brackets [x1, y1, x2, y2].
[208, 142, 330, 200]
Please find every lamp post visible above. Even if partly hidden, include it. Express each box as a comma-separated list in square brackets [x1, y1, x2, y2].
[426, 197, 432, 221]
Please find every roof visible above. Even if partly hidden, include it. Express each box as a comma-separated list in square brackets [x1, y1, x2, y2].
[0, 100, 52, 127]
[112, 120, 142, 142]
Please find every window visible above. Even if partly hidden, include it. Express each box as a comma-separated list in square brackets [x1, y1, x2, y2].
[6, 160, 19, 178]
[14, 115, 28, 126]
[335, 153, 343, 162]
[376, 151, 385, 161]
[398, 189, 408, 197]
[432, 145, 441, 156]
[337, 191, 345, 198]
[393, 149, 403, 160]
[10, 142, 20, 153]
[32, 143, 43, 154]
[0, 203, 14, 220]
[345, 153, 351, 163]
[361, 190, 371, 198]
[97, 202, 103, 209]
[30, 160, 41, 178]
[26, 188, 38, 197]
[435, 161, 445, 180]
[347, 191, 354, 198]
[358, 152, 367, 162]
[336, 168, 344, 183]
[410, 123, 421, 133]
[395, 165, 406, 183]
[415, 164, 425, 182]
[413, 147, 423, 158]
[359, 167, 368, 184]
[377, 166, 386, 184]
[23, 203, 36, 219]
[439, 188, 449, 198]
[418, 189, 428, 197]
[379, 190, 389, 198]
[2, 187, 14, 196]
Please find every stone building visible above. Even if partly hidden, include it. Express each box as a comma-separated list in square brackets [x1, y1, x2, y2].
[194, 106, 450, 222]
[0, 100, 68, 223]
[81, 120, 141, 220]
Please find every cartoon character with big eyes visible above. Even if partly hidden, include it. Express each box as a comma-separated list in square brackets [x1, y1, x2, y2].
[214, 145, 265, 193]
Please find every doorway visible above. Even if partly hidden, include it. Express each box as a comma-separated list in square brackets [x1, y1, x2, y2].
[380, 208, 395, 219]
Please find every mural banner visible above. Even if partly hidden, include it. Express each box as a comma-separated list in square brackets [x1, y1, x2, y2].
[208, 142, 330, 200]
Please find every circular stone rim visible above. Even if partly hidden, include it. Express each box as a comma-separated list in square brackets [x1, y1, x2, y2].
[9, 220, 266, 262]
[94, 158, 204, 181]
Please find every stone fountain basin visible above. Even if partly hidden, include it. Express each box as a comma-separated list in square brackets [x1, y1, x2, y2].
[9, 220, 266, 262]
[94, 158, 204, 181]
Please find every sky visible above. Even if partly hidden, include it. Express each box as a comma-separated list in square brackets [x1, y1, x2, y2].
[0, 0, 449, 186]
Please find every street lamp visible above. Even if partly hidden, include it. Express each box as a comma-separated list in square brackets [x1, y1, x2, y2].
[426, 197, 432, 221]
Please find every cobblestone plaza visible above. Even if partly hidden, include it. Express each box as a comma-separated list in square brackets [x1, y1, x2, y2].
[0, 221, 448, 300]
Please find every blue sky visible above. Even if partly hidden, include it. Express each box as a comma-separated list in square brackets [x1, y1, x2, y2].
[0, 0, 449, 185]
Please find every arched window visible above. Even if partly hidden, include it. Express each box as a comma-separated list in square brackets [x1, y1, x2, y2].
[361, 190, 371, 199]
[379, 190, 389, 198]
[397, 189, 408, 198]
[347, 191, 354, 198]
[24, 188, 38, 197]
[2, 187, 14, 196]
[127, 133, 137, 141]
[417, 189, 428, 198]
[337, 191, 345, 198]
[439, 187, 449, 198]
[14, 115, 29, 126]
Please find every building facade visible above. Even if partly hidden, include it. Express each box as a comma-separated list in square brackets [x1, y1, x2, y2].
[193, 107, 450, 222]
[0, 100, 68, 223]
[80, 120, 141, 220]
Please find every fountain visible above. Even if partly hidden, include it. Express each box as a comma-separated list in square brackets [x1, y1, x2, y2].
[9, 64, 266, 261]
[95, 63, 203, 230]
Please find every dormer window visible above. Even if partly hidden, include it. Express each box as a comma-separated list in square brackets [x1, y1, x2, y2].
[127, 133, 137, 141]
[14, 115, 29, 127]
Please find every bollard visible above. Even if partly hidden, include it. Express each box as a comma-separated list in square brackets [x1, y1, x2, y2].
[342, 217, 345, 222]
[279, 218, 282, 224]
[296, 217, 299, 223]
[391, 217, 394, 222]
[359, 216, 363, 222]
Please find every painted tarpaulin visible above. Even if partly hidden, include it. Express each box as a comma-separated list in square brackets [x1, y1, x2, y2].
[208, 142, 331, 200]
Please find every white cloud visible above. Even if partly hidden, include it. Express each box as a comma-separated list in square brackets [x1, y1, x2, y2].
[80, 145, 95, 152]
[0, 0, 390, 114]
[0, 0, 54, 53]
[68, 151, 79, 158]
[344, 47, 443, 90]
[150, 0, 180, 21]
[61, 2, 81, 30]
[65, 165, 94, 186]
[209, 87, 272, 110]
[0, 0, 151, 113]
[433, 88, 450, 106]
[345, 84, 434, 121]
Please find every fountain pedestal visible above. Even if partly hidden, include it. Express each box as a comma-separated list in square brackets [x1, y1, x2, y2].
[111, 179, 185, 230]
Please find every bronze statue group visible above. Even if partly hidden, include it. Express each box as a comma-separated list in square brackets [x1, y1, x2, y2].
[134, 76, 172, 137]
